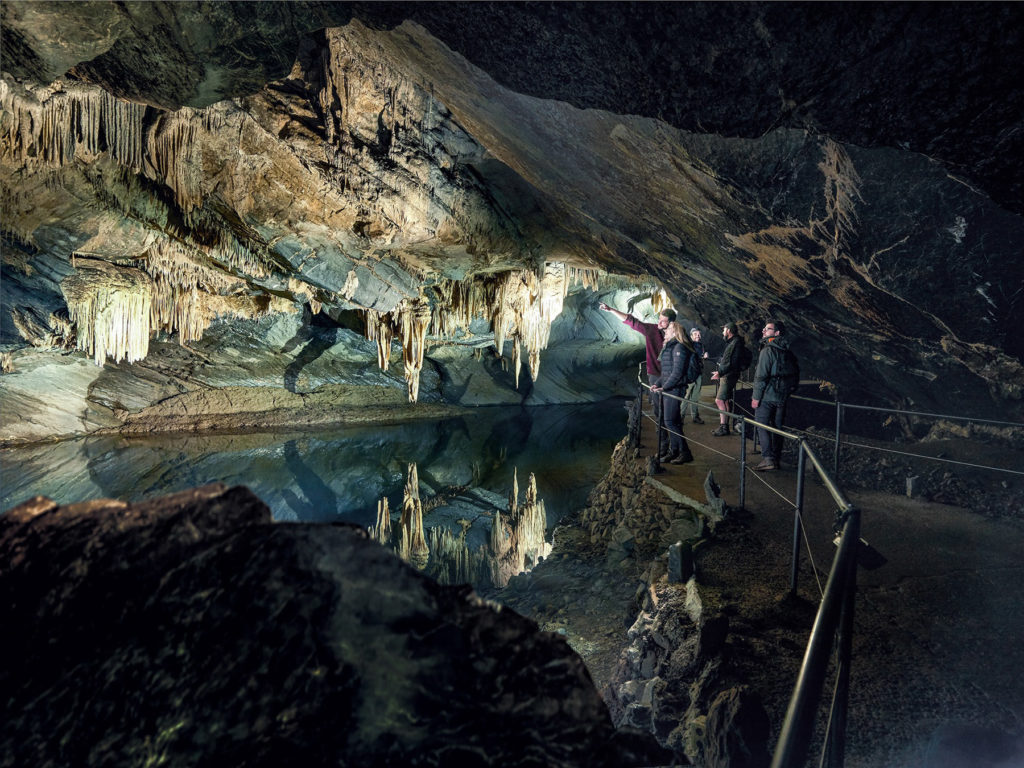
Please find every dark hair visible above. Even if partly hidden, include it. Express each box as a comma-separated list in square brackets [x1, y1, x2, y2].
[768, 319, 786, 334]
[660, 308, 677, 322]
[723, 322, 738, 335]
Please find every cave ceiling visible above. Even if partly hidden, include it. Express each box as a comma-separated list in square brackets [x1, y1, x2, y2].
[1, 1, 1023, 418]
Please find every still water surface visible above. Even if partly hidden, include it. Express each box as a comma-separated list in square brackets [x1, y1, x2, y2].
[1, 402, 628, 528]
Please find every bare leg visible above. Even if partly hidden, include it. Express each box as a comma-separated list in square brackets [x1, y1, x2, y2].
[715, 398, 729, 424]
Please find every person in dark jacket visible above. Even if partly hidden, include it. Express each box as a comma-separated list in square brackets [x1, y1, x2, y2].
[751, 319, 799, 471]
[650, 322, 695, 464]
[682, 328, 708, 425]
[710, 323, 747, 436]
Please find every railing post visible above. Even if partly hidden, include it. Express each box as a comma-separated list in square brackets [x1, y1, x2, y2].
[633, 378, 644, 449]
[827, 513, 858, 768]
[791, 440, 807, 594]
[654, 392, 665, 469]
[738, 418, 747, 511]
[834, 397, 843, 477]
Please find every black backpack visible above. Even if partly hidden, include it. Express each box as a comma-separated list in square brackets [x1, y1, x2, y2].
[737, 342, 753, 371]
[777, 349, 800, 395]
[686, 350, 703, 383]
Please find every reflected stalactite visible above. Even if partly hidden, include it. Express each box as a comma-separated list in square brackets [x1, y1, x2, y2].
[488, 470, 549, 588]
[369, 463, 548, 589]
[369, 497, 391, 546]
[397, 462, 429, 570]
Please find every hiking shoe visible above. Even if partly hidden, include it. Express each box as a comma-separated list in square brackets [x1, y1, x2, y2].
[754, 459, 778, 471]
[711, 425, 729, 436]
[670, 453, 694, 464]
[693, 417, 704, 424]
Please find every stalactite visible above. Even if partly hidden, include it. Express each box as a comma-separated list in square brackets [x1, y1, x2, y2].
[512, 335, 523, 389]
[60, 259, 154, 366]
[650, 287, 672, 315]
[0, 84, 146, 173]
[363, 264, 575, 400]
[398, 462, 429, 569]
[365, 309, 394, 371]
[399, 298, 431, 403]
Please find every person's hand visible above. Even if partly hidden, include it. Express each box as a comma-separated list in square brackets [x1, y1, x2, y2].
[651, 386, 662, 392]
[711, 371, 719, 380]
[599, 302, 609, 311]
[703, 352, 709, 358]
[751, 398, 760, 408]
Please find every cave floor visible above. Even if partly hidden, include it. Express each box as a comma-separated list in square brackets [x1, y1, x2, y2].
[492, 389, 1024, 768]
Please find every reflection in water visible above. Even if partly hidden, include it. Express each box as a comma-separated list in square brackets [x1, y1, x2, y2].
[371, 463, 550, 589]
[1, 402, 628, 532]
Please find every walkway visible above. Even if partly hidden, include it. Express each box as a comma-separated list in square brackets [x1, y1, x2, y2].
[642, 384, 1024, 768]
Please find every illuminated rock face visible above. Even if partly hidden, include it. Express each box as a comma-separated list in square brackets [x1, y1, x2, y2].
[2, 3, 1023, 425]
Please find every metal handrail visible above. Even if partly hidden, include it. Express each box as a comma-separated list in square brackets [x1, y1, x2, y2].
[636, 367, 859, 767]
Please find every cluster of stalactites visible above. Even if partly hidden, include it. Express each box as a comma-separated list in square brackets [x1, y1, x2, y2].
[364, 296, 432, 401]
[60, 259, 154, 366]
[143, 238, 245, 345]
[567, 266, 602, 292]
[0, 84, 146, 173]
[488, 467, 549, 587]
[60, 243, 293, 365]
[365, 265, 578, 400]
[0, 83, 226, 215]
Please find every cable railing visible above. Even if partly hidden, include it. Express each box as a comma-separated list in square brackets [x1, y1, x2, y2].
[632, 363, 1023, 767]
[635, 365, 858, 768]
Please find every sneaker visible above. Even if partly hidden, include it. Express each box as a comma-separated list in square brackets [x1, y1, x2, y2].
[711, 425, 729, 436]
[670, 453, 694, 464]
[732, 424, 743, 434]
[754, 459, 778, 471]
[693, 416, 705, 424]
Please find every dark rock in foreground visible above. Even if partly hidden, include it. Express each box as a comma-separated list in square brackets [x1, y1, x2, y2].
[0, 484, 669, 767]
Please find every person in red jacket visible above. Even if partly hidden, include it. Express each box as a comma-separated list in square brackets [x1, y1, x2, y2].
[599, 301, 677, 456]
[599, 301, 676, 380]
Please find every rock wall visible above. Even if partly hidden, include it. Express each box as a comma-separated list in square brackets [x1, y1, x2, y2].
[576, 437, 773, 767]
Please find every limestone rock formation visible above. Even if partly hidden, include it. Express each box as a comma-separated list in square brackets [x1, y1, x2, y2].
[0, 482, 670, 767]
[2, 1, 1023, 439]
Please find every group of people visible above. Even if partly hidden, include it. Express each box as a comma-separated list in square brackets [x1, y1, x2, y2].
[599, 301, 800, 472]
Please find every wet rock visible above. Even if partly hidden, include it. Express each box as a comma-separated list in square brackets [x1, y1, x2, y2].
[0, 483, 641, 767]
